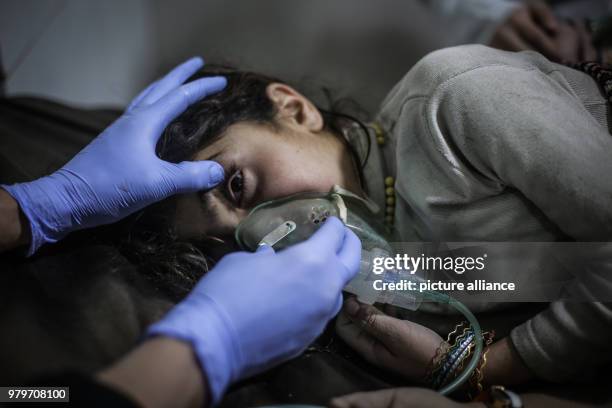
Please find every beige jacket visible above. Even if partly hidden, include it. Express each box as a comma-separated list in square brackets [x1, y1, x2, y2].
[363, 45, 612, 382]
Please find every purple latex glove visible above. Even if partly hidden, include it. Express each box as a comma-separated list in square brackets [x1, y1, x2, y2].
[148, 217, 362, 405]
[1, 57, 226, 255]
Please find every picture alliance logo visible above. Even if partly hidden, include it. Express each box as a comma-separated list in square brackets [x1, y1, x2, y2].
[372, 253, 488, 275]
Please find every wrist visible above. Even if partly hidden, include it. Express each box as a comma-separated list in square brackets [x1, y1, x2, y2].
[0, 188, 31, 251]
[481, 337, 533, 387]
[1, 172, 85, 255]
[147, 293, 242, 405]
[425, 323, 496, 398]
[98, 337, 208, 408]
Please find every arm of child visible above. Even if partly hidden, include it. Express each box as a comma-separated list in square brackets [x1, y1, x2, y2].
[437, 65, 612, 241]
[437, 62, 612, 382]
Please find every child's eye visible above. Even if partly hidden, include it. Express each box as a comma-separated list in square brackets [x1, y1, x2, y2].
[227, 169, 244, 205]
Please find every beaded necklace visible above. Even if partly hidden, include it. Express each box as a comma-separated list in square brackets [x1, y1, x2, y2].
[369, 122, 395, 227]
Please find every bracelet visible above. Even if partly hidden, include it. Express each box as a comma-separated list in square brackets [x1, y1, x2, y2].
[425, 322, 469, 386]
[468, 330, 495, 399]
[425, 322, 495, 395]
[424, 339, 450, 386]
[434, 331, 475, 389]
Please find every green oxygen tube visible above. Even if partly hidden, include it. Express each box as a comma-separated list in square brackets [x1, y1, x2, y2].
[422, 290, 483, 395]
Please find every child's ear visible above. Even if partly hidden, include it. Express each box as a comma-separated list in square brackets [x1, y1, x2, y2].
[266, 83, 323, 131]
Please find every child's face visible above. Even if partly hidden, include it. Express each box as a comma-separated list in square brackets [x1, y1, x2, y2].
[172, 120, 362, 256]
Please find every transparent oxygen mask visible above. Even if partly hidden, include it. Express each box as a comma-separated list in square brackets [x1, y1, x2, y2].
[235, 185, 424, 311]
[234, 186, 483, 396]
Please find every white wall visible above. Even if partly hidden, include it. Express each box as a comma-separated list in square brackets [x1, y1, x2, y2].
[1, 0, 458, 112]
[1, 0, 156, 108]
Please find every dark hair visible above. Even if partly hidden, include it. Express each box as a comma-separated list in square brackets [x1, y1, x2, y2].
[119, 66, 370, 299]
[157, 67, 370, 174]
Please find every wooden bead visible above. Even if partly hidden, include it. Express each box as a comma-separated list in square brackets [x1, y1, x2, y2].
[386, 205, 394, 214]
[385, 187, 394, 196]
[385, 215, 394, 224]
[386, 196, 395, 206]
[384, 176, 394, 187]
[376, 136, 385, 145]
[371, 122, 383, 138]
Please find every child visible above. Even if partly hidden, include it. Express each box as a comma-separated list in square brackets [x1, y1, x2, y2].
[129, 44, 612, 390]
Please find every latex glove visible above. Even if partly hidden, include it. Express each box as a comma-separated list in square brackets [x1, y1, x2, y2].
[336, 297, 443, 383]
[1, 57, 226, 255]
[147, 217, 361, 405]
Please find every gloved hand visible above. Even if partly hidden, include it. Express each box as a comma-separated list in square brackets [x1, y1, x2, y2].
[1, 57, 226, 255]
[147, 217, 361, 405]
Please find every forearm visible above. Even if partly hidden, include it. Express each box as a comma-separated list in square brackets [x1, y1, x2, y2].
[481, 336, 533, 387]
[0, 188, 31, 252]
[97, 337, 208, 408]
[441, 336, 533, 394]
